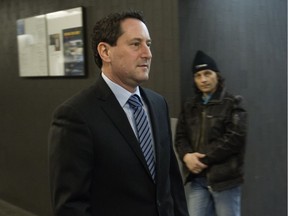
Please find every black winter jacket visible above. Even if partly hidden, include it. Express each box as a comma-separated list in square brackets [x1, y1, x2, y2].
[175, 88, 247, 191]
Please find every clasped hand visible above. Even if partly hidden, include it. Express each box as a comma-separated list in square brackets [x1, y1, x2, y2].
[183, 152, 208, 174]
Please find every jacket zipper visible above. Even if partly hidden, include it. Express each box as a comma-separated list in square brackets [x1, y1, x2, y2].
[200, 109, 206, 146]
[200, 107, 213, 190]
[195, 107, 206, 151]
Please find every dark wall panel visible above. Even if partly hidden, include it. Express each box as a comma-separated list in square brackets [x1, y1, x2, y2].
[178, 0, 287, 215]
[0, 0, 180, 215]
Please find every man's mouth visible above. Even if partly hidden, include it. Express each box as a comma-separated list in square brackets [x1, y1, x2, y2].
[138, 64, 149, 69]
[201, 85, 210, 88]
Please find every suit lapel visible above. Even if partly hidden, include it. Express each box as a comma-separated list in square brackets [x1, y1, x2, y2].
[141, 88, 174, 185]
[95, 77, 152, 177]
[140, 89, 163, 182]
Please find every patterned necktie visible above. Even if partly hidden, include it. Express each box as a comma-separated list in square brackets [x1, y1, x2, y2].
[128, 94, 155, 180]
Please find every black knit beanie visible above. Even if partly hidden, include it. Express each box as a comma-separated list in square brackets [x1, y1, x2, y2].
[192, 50, 219, 74]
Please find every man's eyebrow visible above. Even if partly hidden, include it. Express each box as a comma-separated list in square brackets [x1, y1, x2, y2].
[130, 37, 152, 42]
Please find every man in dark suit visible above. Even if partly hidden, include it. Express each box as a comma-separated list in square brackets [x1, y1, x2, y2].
[48, 11, 189, 216]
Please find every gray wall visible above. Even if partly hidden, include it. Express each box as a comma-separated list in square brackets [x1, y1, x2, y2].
[179, 0, 287, 216]
[0, 0, 286, 216]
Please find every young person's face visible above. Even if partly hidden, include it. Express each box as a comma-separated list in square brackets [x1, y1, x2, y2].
[107, 18, 152, 92]
[194, 69, 218, 95]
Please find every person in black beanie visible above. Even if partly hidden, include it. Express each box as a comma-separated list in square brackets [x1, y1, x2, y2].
[174, 50, 247, 216]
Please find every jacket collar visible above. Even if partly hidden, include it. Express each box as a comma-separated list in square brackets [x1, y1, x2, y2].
[195, 86, 227, 104]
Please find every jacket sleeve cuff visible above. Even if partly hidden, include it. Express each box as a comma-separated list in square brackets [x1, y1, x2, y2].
[200, 157, 210, 165]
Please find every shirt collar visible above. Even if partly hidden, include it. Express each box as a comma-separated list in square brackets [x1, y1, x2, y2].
[102, 73, 141, 107]
[202, 93, 213, 104]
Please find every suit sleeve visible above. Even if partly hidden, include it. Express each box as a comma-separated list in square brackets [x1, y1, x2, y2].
[48, 104, 94, 216]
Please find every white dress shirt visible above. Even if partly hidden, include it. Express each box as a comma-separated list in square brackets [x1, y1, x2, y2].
[101, 73, 155, 156]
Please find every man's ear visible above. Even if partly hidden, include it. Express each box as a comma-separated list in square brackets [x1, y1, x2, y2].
[97, 42, 111, 63]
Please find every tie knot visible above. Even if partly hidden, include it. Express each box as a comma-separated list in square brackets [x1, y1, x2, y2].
[128, 94, 142, 108]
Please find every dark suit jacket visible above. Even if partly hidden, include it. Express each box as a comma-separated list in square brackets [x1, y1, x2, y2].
[48, 76, 188, 216]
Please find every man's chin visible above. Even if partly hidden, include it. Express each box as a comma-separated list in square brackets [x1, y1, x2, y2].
[201, 89, 212, 94]
[139, 77, 149, 83]
[140, 72, 150, 81]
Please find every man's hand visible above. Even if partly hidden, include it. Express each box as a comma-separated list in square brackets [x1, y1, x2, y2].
[183, 153, 208, 174]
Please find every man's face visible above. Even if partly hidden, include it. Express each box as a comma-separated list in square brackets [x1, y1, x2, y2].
[194, 69, 218, 95]
[108, 18, 152, 92]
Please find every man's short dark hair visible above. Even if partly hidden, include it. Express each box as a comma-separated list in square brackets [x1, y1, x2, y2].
[91, 10, 145, 68]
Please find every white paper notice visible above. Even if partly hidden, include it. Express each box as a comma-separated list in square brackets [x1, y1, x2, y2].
[17, 15, 48, 77]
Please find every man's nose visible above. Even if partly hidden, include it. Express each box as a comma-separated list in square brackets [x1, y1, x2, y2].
[141, 44, 152, 59]
[200, 75, 207, 82]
